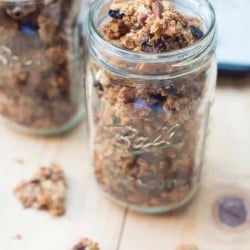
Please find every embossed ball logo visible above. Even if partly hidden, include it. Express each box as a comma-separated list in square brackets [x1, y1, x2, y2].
[104, 123, 183, 155]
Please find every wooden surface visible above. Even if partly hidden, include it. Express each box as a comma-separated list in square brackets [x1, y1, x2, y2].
[1, 73, 250, 250]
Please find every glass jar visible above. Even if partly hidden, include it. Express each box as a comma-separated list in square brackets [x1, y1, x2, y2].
[87, 0, 217, 213]
[0, 0, 85, 135]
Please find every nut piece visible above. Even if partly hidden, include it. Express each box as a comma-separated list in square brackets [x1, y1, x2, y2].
[176, 245, 199, 250]
[151, 0, 163, 18]
[14, 164, 67, 217]
[72, 238, 100, 250]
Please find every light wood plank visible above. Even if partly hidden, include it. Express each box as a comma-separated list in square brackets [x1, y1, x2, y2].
[120, 77, 250, 250]
[1, 74, 250, 250]
[0, 124, 125, 250]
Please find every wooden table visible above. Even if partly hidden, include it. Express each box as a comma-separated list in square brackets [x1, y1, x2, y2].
[1, 73, 250, 250]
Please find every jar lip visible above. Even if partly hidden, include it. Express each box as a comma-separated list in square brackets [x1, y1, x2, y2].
[0, 0, 42, 3]
[88, 0, 216, 62]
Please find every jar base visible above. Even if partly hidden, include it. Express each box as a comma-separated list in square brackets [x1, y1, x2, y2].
[102, 185, 199, 214]
[1, 106, 85, 136]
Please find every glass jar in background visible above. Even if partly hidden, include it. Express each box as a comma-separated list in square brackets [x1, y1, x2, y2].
[0, 0, 85, 135]
[87, 0, 217, 213]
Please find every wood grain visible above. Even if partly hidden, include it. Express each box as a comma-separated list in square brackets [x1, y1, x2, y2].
[0, 74, 250, 250]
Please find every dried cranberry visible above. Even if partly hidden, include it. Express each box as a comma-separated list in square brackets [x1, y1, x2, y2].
[189, 25, 204, 39]
[108, 9, 125, 19]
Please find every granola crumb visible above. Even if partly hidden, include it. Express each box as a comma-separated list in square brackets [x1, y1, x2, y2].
[14, 164, 67, 217]
[12, 233, 22, 240]
[15, 157, 24, 164]
[72, 238, 99, 250]
[176, 244, 199, 250]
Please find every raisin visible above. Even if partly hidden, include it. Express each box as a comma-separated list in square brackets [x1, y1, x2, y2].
[140, 39, 152, 52]
[189, 25, 204, 39]
[150, 93, 166, 102]
[133, 98, 149, 110]
[73, 243, 86, 250]
[154, 39, 167, 52]
[108, 9, 125, 19]
[112, 115, 120, 124]
[166, 84, 177, 95]
[141, 39, 167, 53]
[30, 179, 40, 184]
[94, 81, 103, 91]
[21, 20, 38, 36]
[151, 103, 164, 112]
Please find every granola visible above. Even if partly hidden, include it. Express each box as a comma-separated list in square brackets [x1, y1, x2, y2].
[176, 245, 199, 250]
[72, 238, 100, 250]
[0, 0, 83, 133]
[102, 0, 203, 51]
[14, 164, 67, 217]
[89, 0, 215, 211]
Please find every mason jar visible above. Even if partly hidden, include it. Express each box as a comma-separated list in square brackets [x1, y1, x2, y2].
[87, 0, 217, 213]
[0, 0, 85, 135]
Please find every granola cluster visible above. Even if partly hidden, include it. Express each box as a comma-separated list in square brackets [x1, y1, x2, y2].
[14, 164, 67, 217]
[176, 245, 199, 250]
[0, 0, 83, 132]
[102, 0, 203, 52]
[89, 0, 210, 211]
[72, 238, 100, 250]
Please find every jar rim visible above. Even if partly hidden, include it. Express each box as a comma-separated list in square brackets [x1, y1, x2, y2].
[88, 0, 216, 63]
[0, 0, 42, 3]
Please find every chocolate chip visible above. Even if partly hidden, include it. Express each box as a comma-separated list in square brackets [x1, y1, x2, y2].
[108, 9, 125, 19]
[189, 25, 204, 39]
